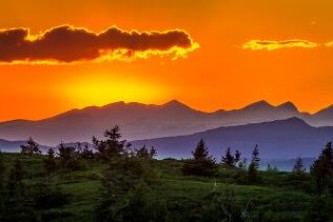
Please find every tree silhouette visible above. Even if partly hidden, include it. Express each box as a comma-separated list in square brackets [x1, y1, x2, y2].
[192, 139, 209, 161]
[20, 138, 41, 155]
[311, 142, 333, 195]
[183, 139, 217, 177]
[43, 148, 57, 175]
[293, 156, 306, 175]
[93, 125, 131, 160]
[135, 145, 157, 159]
[221, 148, 237, 168]
[248, 145, 260, 183]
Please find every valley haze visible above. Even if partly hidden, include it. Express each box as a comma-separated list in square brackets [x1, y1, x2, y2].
[1, 100, 333, 166]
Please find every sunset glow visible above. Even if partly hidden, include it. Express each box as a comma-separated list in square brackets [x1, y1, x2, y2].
[2, 0, 333, 121]
[59, 76, 169, 108]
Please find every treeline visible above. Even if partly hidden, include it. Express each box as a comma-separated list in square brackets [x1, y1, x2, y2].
[0, 126, 333, 221]
[0, 126, 156, 221]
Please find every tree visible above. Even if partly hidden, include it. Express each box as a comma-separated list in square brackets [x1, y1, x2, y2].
[135, 145, 157, 159]
[311, 142, 333, 195]
[20, 137, 41, 155]
[93, 126, 131, 160]
[192, 139, 209, 161]
[3, 159, 37, 221]
[43, 148, 57, 175]
[293, 156, 306, 175]
[58, 143, 81, 170]
[80, 144, 94, 160]
[182, 139, 217, 177]
[95, 157, 160, 221]
[248, 145, 260, 183]
[221, 148, 235, 168]
[234, 149, 241, 166]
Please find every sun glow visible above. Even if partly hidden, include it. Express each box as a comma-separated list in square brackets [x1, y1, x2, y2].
[59, 76, 167, 108]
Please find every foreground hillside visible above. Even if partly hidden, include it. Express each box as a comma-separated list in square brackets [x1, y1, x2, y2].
[1, 126, 333, 221]
[0, 152, 330, 222]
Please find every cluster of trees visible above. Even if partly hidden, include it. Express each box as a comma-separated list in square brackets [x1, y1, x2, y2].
[0, 152, 70, 221]
[2, 125, 333, 221]
[0, 125, 157, 221]
[20, 126, 157, 176]
[181, 138, 333, 221]
[182, 139, 261, 184]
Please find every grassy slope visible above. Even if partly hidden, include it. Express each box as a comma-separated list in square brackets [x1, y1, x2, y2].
[1, 154, 314, 221]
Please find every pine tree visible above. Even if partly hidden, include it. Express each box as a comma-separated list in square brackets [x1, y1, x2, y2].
[135, 145, 157, 159]
[234, 149, 241, 165]
[293, 156, 306, 174]
[221, 147, 235, 168]
[183, 139, 217, 177]
[252, 145, 260, 169]
[43, 148, 57, 175]
[311, 142, 333, 195]
[149, 146, 157, 159]
[192, 139, 209, 161]
[248, 145, 260, 183]
[20, 137, 41, 155]
[94, 126, 130, 160]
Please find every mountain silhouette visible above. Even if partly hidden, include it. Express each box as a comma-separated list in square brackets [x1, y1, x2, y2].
[0, 100, 332, 145]
[132, 118, 333, 159]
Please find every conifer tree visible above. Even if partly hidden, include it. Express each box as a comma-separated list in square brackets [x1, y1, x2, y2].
[183, 139, 217, 177]
[93, 125, 130, 160]
[234, 149, 241, 166]
[20, 137, 41, 155]
[248, 145, 260, 183]
[43, 148, 57, 175]
[221, 147, 235, 168]
[293, 156, 306, 174]
[311, 142, 333, 194]
[192, 139, 209, 161]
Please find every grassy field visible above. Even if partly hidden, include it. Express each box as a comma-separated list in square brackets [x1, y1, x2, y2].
[0, 153, 322, 221]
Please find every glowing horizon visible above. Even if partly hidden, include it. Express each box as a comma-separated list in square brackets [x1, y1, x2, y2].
[2, 0, 333, 121]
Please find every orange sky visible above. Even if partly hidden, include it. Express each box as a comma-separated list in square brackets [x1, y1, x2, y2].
[2, 0, 333, 121]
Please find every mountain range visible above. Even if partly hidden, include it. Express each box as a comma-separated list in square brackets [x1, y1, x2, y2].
[132, 117, 333, 159]
[1, 100, 333, 145]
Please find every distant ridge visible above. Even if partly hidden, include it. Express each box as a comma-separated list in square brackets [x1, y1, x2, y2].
[132, 117, 333, 159]
[0, 100, 333, 145]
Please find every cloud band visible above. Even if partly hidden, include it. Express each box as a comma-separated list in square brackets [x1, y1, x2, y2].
[242, 39, 318, 51]
[0, 25, 199, 64]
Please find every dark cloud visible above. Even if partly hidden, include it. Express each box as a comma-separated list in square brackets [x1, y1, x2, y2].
[0, 25, 198, 63]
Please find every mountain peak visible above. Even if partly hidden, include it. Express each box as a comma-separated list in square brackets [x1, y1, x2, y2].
[243, 100, 273, 110]
[278, 101, 298, 112]
[163, 100, 188, 108]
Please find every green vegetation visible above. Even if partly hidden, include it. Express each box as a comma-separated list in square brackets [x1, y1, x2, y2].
[0, 127, 333, 221]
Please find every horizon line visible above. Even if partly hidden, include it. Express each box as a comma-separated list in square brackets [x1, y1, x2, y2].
[1, 99, 331, 123]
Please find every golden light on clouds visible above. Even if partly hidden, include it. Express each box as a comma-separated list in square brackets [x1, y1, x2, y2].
[3, 0, 333, 122]
[242, 39, 318, 51]
[0, 25, 198, 64]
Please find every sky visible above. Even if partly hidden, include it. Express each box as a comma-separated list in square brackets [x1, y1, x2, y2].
[1, 0, 333, 121]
